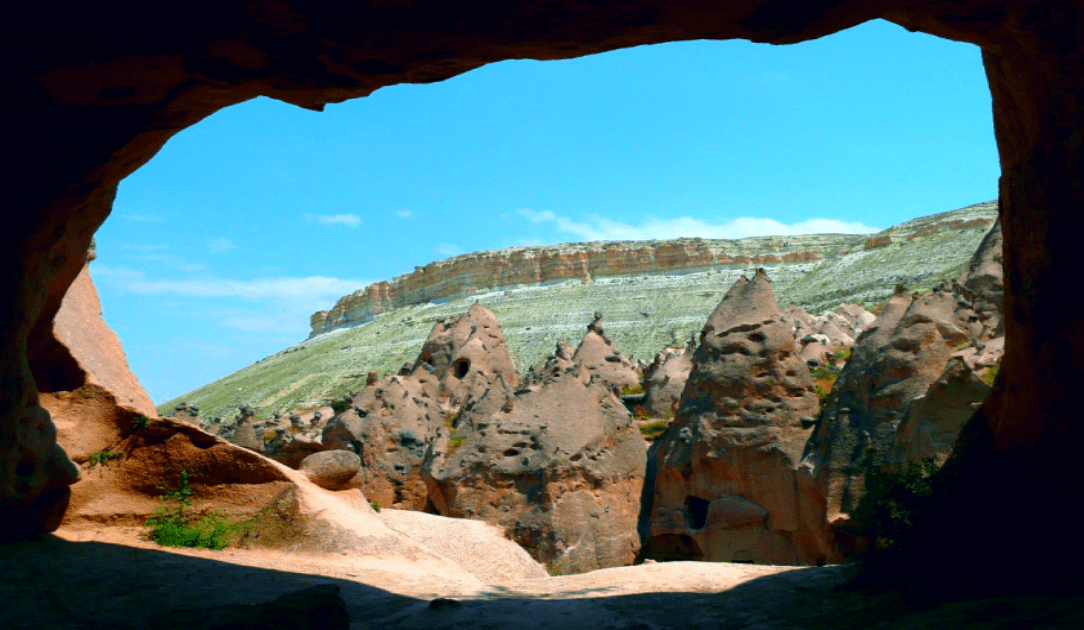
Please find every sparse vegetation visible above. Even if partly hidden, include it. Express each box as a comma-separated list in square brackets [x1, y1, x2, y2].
[448, 435, 467, 452]
[370, 501, 381, 512]
[89, 451, 120, 467]
[132, 415, 150, 430]
[444, 413, 458, 431]
[145, 470, 250, 550]
[620, 384, 645, 396]
[981, 361, 1000, 386]
[852, 458, 940, 567]
[639, 420, 669, 441]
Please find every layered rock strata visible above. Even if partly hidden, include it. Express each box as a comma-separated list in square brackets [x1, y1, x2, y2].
[646, 270, 824, 565]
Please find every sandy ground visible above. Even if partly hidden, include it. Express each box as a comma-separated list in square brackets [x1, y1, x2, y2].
[3, 523, 1084, 629]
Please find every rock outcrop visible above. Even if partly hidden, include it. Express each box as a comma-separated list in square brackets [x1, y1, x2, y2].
[646, 270, 824, 565]
[640, 341, 696, 417]
[424, 368, 646, 574]
[568, 312, 641, 391]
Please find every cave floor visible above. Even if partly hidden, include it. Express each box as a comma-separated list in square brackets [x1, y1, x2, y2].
[2, 525, 1083, 629]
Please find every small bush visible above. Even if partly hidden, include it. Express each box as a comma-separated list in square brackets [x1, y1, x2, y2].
[370, 501, 381, 512]
[639, 420, 669, 441]
[145, 470, 249, 550]
[132, 415, 150, 430]
[853, 458, 939, 560]
[620, 384, 645, 396]
[448, 435, 467, 452]
[981, 362, 1000, 386]
[89, 452, 120, 467]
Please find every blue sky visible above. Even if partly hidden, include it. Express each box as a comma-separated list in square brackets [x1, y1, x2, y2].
[92, 20, 999, 404]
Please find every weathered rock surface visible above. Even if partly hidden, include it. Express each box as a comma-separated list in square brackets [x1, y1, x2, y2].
[424, 368, 646, 574]
[301, 450, 362, 490]
[569, 312, 641, 391]
[41, 260, 157, 465]
[645, 270, 823, 565]
[322, 374, 444, 510]
[803, 220, 1004, 559]
[641, 342, 695, 417]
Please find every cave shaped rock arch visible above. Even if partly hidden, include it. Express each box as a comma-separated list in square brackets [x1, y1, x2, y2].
[5, 1, 1084, 588]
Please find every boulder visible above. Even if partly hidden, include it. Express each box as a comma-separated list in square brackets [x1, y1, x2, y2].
[423, 368, 646, 574]
[300, 450, 362, 489]
[646, 270, 824, 565]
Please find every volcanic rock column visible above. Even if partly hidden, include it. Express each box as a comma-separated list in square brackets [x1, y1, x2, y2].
[645, 270, 823, 565]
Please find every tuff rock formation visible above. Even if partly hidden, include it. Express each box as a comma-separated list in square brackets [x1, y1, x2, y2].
[569, 312, 641, 391]
[804, 221, 1005, 557]
[645, 270, 824, 565]
[423, 368, 646, 574]
[640, 340, 696, 418]
[322, 373, 443, 510]
[317, 304, 517, 510]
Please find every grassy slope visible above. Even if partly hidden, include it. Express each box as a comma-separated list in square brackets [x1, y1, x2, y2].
[160, 202, 997, 419]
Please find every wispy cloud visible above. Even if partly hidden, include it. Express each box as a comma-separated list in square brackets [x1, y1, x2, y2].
[304, 213, 362, 228]
[121, 213, 165, 224]
[126, 276, 367, 301]
[205, 238, 237, 254]
[516, 209, 879, 241]
[394, 210, 414, 220]
[437, 243, 460, 257]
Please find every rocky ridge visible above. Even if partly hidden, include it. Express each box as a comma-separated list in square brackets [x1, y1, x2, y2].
[163, 202, 996, 420]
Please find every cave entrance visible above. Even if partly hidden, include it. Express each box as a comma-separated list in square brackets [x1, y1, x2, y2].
[453, 358, 471, 379]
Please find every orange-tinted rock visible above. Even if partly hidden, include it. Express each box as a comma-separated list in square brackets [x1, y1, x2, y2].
[641, 342, 695, 417]
[646, 270, 823, 565]
[43, 262, 157, 465]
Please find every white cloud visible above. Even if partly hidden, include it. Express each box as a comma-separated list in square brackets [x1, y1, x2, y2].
[516, 209, 879, 241]
[394, 210, 414, 220]
[121, 213, 165, 223]
[126, 276, 368, 302]
[437, 243, 460, 256]
[205, 237, 237, 254]
[304, 213, 362, 228]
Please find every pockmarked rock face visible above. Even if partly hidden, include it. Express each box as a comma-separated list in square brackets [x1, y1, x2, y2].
[569, 312, 642, 391]
[805, 221, 1004, 556]
[322, 373, 444, 510]
[423, 368, 646, 574]
[641, 341, 696, 417]
[646, 270, 824, 565]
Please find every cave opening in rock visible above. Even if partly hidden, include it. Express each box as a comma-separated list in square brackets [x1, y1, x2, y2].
[453, 358, 471, 379]
[683, 496, 710, 530]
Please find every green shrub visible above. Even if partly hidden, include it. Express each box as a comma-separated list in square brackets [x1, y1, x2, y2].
[639, 420, 669, 441]
[444, 413, 458, 431]
[89, 452, 120, 467]
[981, 361, 1000, 386]
[620, 384, 645, 396]
[145, 470, 249, 550]
[132, 415, 150, 430]
[448, 435, 467, 452]
[853, 458, 940, 560]
[370, 501, 381, 512]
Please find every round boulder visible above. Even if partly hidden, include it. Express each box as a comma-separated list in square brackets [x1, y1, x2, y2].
[299, 450, 361, 489]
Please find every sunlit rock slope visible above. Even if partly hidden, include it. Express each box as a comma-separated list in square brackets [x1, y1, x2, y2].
[161, 202, 996, 419]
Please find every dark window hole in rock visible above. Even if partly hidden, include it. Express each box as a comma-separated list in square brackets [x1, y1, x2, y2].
[683, 496, 710, 530]
[732, 550, 755, 564]
[453, 358, 471, 379]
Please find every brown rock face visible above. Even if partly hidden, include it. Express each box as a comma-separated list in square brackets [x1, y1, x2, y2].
[322, 373, 444, 510]
[646, 270, 823, 565]
[641, 342, 696, 417]
[4, 1, 1084, 589]
[569, 313, 641, 392]
[423, 369, 646, 574]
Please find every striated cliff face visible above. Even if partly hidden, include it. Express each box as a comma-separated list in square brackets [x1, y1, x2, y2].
[310, 204, 996, 337]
